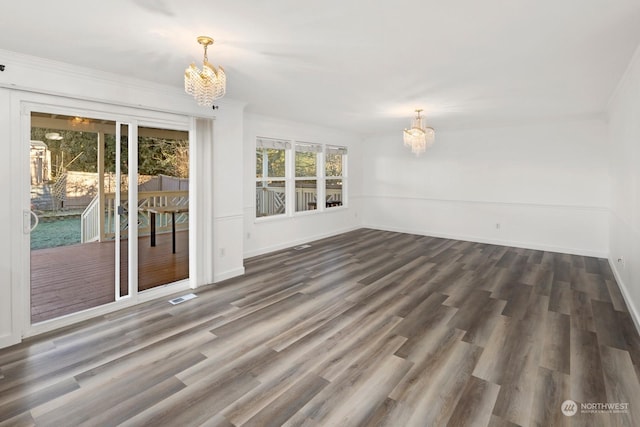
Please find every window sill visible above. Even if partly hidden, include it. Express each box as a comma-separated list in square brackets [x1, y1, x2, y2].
[324, 205, 348, 213]
[254, 205, 348, 223]
[254, 213, 289, 224]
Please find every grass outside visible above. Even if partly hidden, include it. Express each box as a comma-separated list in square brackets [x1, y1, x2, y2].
[31, 215, 81, 250]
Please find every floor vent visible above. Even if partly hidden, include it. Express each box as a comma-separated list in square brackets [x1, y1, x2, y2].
[169, 293, 197, 305]
[294, 244, 312, 250]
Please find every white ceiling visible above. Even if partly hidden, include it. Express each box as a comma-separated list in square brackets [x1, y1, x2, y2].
[1, 0, 639, 134]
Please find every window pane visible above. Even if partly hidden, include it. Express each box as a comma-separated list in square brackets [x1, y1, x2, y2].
[295, 151, 317, 177]
[137, 127, 190, 293]
[268, 149, 286, 177]
[325, 152, 343, 177]
[256, 149, 263, 178]
[256, 180, 286, 217]
[295, 180, 317, 212]
[326, 179, 343, 208]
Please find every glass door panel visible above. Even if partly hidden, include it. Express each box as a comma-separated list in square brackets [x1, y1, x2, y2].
[29, 112, 118, 322]
[137, 126, 190, 291]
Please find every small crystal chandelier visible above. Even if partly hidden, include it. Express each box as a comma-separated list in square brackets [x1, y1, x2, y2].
[403, 109, 435, 155]
[184, 36, 226, 106]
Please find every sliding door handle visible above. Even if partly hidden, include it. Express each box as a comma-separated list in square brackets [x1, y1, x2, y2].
[23, 210, 39, 234]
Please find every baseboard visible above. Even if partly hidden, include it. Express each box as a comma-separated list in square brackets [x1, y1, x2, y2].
[363, 223, 609, 258]
[214, 267, 246, 283]
[243, 226, 360, 259]
[608, 257, 640, 335]
[0, 333, 21, 350]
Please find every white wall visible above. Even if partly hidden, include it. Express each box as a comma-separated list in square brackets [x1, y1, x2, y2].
[1, 44, 635, 349]
[0, 50, 245, 347]
[608, 45, 640, 328]
[362, 119, 610, 257]
[243, 113, 363, 257]
[211, 107, 246, 282]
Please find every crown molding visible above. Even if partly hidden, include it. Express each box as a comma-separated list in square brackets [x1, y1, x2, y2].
[0, 48, 247, 113]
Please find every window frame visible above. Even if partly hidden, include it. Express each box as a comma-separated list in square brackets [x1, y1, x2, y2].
[324, 145, 347, 210]
[294, 142, 322, 214]
[255, 137, 347, 221]
[255, 137, 289, 219]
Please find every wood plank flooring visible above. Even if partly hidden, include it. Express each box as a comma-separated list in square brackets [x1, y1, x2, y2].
[3, 228, 640, 426]
[30, 231, 189, 323]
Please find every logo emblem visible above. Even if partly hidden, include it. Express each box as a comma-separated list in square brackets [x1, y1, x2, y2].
[562, 400, 578, 416]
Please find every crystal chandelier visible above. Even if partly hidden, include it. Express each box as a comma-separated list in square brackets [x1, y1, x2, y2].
[403, 109, 435, 155]
[184, 36, 226, 106]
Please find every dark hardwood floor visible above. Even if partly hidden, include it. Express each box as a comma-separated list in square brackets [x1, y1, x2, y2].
[3, 228, 640, 426]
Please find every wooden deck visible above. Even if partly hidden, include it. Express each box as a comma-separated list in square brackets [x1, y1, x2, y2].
[30, 231, 189, 323]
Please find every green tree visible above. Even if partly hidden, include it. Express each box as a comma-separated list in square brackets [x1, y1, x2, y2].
[138, 137, 189, 178]
[31, 128, 99, 177]
[325, 153, 343, 177]
[256, 148, 286, 178]
[32, 127, 188, 178]
[295, 151, 316, 177]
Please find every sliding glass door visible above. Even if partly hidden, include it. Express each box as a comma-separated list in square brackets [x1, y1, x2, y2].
[28, 110, 190, 324]
[29, 112, 123, 322]
[136, 125, 190, 292]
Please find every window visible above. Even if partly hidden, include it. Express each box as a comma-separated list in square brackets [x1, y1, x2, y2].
[255, 138, 347, 219]
[325, 146, 347, 209]
[295, 143, 321, 212]
[256, 138, 289, 217]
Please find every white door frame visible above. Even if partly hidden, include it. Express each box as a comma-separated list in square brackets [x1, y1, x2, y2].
[16, 94, 196, 338]
[115, 121, 138, 301]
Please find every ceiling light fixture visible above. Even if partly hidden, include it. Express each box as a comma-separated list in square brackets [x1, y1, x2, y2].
[184, 36, 226, 106]
[403, 109, 435, 156]
[69, 116, 91, 127]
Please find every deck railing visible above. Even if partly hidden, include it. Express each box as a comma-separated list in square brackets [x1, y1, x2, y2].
[256, 187, 286, 216]
[81, 195, 101, 243]
[256, 187, 342, 217]
[81, 190, 189, 242]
